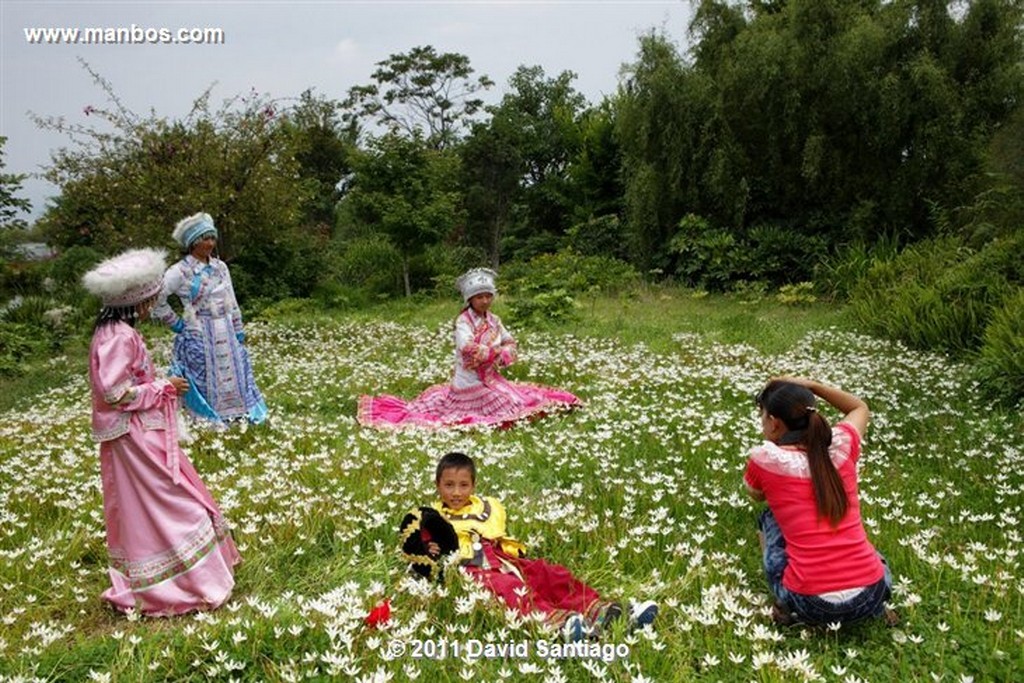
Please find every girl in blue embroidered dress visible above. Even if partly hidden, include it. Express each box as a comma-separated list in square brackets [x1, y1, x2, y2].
[152, 212, 267, 426]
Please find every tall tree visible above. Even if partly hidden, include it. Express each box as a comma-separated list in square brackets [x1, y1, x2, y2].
[619, 0, 1024, 276]
[34, 63, 307, 258]
[617, 32, 720, 271]
[0, 136, 32, 232]
[31, 62, 327, 300]
[733, 0, 1018, 239]
[343, 45, 493, 150]
[0, 136, 33, 262]
[461, 117, 524, 268]
[461, 65, 589, 263]
[339, 132, 463, 295]
[569, 99, 624, 225]
[281, 89, 356, 231]
[504, 66, 588, 252]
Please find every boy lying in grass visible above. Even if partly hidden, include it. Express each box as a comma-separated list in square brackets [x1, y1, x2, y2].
[400, 451, 657, 641]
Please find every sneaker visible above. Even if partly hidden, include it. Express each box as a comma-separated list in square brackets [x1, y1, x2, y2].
[562, 613, 590, 642]
[771, 602, 798, 627]
[598, 602, 624, 629]
[628, 601, 658, 631]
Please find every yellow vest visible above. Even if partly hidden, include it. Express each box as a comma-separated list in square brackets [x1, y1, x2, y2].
[432, 495, 526, 565]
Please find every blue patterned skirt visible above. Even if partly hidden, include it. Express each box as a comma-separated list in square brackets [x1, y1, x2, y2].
[171, 316, 266, 425]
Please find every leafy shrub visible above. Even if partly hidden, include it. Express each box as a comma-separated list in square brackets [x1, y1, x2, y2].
[404, 252, 441, 294]
[0, 322, 40, 377]
[944, 231, 1024, 288]
[226, 263, 262, 305]
[849, 234, 1022, 354]
[310, 281, 372, 311]
[42, 304, 90, 349]
[251, 297, 323, 322]
[956, 183, 1024, 248]
[334, 235, 403, 297]
[0, 294, 93, 352]
[564, 215, 629, 260]
[729, 279, 768, 304]
[1, 295, 53, 326]
[670, 216, 834, 290]
[422, 243, 488, 294]
[850, 237, 964, 351]
[505, 288, 578, 329]
[0, 260, 49, 299]
[26, 245, 104, 313]
[500, 250, 637, 329]
[231, 231, 331, 303]
[669, 214, 746, 290]
[932, 252, 1015, 352]
[815, 235, 902, 302]
[776, 282, 817, 306]
[501, 249, 639, 298]
[47, 245, 103, 287]
[501, 231, 562, 264]
[975, 288, 1024, 407]
[744, 223, 827, 285]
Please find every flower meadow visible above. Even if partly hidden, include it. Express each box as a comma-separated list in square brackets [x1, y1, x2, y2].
[0, 298, 1021, 682]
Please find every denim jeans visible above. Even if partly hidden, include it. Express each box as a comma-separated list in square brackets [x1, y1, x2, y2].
[759, 509, 892, 625]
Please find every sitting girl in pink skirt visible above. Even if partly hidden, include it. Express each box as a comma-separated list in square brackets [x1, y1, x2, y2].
[358, 268, 580, 429]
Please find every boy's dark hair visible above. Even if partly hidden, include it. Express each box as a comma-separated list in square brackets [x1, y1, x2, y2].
[435, 452, 476, 483]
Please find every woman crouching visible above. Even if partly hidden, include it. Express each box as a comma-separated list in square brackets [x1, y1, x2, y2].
[745, 377, 897, 627]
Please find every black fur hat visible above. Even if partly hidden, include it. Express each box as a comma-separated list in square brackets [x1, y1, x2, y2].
[398, 507, 460, 581]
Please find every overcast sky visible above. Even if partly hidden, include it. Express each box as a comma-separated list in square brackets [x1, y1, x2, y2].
[1, 0, 693, 223]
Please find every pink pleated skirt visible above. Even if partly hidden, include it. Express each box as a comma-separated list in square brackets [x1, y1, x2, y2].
[358, 377, 580, 429]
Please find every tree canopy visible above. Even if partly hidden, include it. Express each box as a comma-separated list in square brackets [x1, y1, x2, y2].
[26, 7, 1024, 298]
[617, 0, 1024, 275]
[342, 45, 494, 150]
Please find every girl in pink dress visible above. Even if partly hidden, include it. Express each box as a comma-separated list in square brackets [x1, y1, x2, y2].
[358, 268, 580, 429]
[83, 248, 240, 616]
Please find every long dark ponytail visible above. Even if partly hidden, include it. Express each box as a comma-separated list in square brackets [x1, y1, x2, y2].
[757, 381, 848, 526]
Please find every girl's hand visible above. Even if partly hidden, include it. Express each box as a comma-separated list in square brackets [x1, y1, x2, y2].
[768, 376, 869, 434]
[169, 377, 190, 395]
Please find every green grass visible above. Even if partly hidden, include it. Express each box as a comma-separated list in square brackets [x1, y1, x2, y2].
[569, 287, 846, 354]
[0, 336, 89, 415]
[0, 290, 1020, 682]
